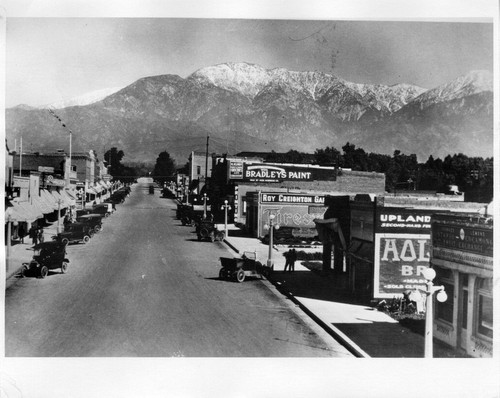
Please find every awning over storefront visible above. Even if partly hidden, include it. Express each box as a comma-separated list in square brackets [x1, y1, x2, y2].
[62, 189, 77, 206]
[93, 184, 103, 194]
[87, 188, 98, 195]
[98, 180, 107, 189]
[5, 200, 43, 223]
[348, 240, 374, 263]
[31, 195, 52, 215]
[51, 190, 69, 209]
[40, 189, 59, 211]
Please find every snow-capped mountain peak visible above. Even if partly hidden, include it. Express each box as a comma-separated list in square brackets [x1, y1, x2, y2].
[410, 70, 493, 109]
[40, 86, 123, 109]
[189, 62, 271, 98]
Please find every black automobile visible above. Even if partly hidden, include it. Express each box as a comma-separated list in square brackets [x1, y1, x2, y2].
[77, 214, 104, 233]
[22, 241, 70, 278]
[92, 203, 113, 217]
[196, 219, 225, 242]
[56, 222, 93, 245]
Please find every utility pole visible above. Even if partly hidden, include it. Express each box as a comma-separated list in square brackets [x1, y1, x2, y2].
[19, 137, 22, 177]
[205, 136, 209, 186]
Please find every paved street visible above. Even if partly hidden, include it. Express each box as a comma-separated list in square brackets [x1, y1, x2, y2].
[5, 182, 351, 357]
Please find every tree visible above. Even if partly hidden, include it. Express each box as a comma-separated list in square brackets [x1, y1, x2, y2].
[153, 151, 176, 183]
[104, 147, 125, 177]
[314, 146, 341, 166]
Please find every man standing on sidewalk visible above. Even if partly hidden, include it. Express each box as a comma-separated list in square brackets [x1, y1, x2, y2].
[290, 248, 297, 272]
[284, 249, 297, 272]
[29, 226, 38, 246]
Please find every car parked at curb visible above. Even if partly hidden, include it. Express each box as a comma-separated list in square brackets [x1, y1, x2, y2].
[77, 214, 104, 233]
[55, 222, 93, 245]
[21, 241, 70, 278]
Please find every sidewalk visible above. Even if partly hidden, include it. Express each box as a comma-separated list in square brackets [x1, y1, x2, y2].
[5, 221, 61, 280]
[222, 223, 467, 358]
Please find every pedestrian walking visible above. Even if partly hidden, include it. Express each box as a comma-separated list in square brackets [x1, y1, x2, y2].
[29, 226, 38, 246]
[284, 249, 293, 272]
[38, 227, 45, 244]
[289, 248, 297, 272]
[18, 224, 26, 244]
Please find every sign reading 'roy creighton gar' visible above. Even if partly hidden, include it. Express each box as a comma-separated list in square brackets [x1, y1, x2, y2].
[239, 163, 337, 182]
[260, 193, 325, 204]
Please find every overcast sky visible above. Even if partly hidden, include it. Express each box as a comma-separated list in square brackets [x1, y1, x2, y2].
[5, 17, 493, 108]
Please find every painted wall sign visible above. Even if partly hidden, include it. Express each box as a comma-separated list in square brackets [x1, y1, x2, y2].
[259, 204, 327, 238]
[228, 160, 244, 179]
[432, 224, 493, 257]
[13, 177, 30, 189]
[376, 209, 432, 233]
[374, 233, 431, 298]
[237, 163, 336, 182]
[46, 177, 66, 187]
[38, 166, 55, 173]
[260, 193, 325, 204]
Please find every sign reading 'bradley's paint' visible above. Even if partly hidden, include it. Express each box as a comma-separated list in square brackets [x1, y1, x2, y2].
[238, 163, 337, 182]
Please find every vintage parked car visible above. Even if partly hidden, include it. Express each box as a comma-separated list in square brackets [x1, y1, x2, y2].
[92, 203, 114, 217]
[22, 241, 70, 278]
[196, 220, 225, 242]
[56, 222, 93, 245]
[77, 214, 104, 233]
[177, 204, 194, 226]
[219, 251, 271, 282]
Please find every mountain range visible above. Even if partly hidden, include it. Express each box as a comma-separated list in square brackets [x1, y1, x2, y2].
[5, 62, 493, 164]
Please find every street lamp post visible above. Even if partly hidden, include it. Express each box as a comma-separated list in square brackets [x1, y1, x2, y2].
[264, 214, 280, 269]
[56, 199, 64, 234]
[203, 193, 208, 219]
[220, 200, 231, 238]
[422, 267, 448, 358]
[6, 215, 12, 273]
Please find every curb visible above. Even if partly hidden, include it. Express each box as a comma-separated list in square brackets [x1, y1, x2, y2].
[222, 237, 370, 358]
[223, 238, 240, 254]
[270, 282, 371, 358]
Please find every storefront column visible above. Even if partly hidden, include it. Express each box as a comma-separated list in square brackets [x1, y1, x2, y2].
[322, 241, 332, 274]
[465, 274, 477, 356]
[6, 217, 12, 273]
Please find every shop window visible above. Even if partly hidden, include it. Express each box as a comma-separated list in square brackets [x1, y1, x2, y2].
[435, 267, 454, 324]
[476, 278, 493, 339]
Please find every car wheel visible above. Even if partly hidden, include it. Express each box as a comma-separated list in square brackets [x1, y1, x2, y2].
[39, 266, 49, 278]
[236, 269, 245, 283]
[61, 238, 69, 246]
[105, 213, 109, 218]
[95, 225, 101, 233]
[61, 261, 68, 274]
[219, 268, 226, 280]
[21, 265, 29, 278]
[83, 235, 90, 243]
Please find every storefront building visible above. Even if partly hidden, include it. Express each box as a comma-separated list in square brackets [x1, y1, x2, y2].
[217, 158, 385, 225]
[245, 191, 328, 240]
[347, 195, 488, 300]
[430, 213, 493, 358]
